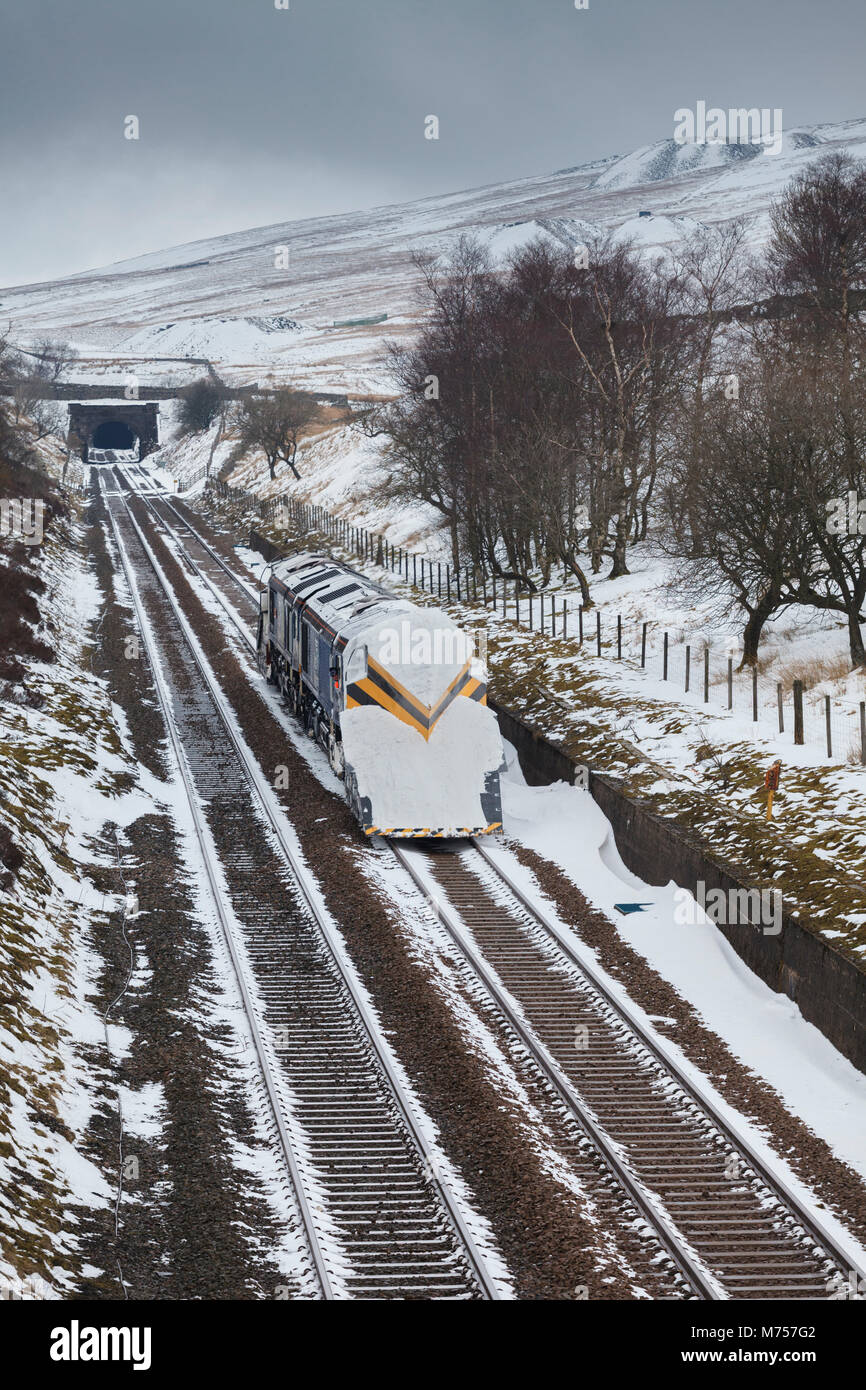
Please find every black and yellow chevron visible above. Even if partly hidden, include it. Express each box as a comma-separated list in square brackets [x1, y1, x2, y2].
[345, 654, 486, 740]
[364, 823, 502, 838]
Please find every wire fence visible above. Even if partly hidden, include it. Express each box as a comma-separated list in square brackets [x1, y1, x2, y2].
[178, 463, 210, 490]
[64, 459, 90, 497]
[208, 480, 866, 767]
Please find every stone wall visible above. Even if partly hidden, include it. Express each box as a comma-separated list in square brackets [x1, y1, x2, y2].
[68, 402, 160, 461]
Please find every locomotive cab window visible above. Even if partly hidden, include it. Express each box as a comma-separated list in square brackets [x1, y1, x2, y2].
[345, 645, 367, 684]
[269, 589, 277, 628]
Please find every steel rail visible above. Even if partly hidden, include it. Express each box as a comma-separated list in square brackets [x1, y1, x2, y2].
[100, 475, 334, 1298]
[107, 474, 501, 1300]
[390, 840, 722, 1300]
[473, 836, 866, 1292]
[116, 467, 260, 609]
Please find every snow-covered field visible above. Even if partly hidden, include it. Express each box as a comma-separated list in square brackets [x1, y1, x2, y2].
[3, 116, 866, 401]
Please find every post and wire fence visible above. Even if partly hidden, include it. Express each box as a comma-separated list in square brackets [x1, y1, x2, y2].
[207, 478, 866, 767]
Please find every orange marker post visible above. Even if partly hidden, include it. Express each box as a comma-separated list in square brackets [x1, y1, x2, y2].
[764, 760, 781, 820]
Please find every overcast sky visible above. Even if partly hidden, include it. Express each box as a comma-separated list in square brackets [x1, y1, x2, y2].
[1, 0, 863, 286]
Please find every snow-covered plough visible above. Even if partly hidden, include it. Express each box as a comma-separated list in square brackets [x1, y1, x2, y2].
[257, 552, 503, 837]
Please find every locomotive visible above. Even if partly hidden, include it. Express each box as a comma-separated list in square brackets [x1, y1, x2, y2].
[256, 551, 503, 837]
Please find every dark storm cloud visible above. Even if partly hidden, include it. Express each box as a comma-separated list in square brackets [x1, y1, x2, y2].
[1, 0, 863, 284]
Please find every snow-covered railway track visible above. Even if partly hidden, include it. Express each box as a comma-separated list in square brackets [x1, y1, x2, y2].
[100, 475, 499, 1300]
[391, 839, 863, 1301]
[146, 488, 261, 613]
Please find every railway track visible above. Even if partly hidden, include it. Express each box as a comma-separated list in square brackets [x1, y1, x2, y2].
[392, 838, 865, 1300]
[100, 472, 500, 1300]
[112, 467, 866, 1301]
[147, 489, 261, 613]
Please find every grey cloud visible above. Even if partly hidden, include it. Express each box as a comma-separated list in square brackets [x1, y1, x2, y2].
[0, 0, 863, 284]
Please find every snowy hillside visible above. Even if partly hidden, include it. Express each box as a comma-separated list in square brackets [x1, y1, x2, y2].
[3, 116, 866, 397]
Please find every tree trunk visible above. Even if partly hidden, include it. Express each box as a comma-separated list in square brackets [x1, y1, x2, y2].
[847, 604, 866, 668]
[608, 507, 630, 578]
[563, 552, 592, 607]
[740, 589, 779, 667]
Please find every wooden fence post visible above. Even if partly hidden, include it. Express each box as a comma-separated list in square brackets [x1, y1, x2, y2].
[793, 679, 804, 745]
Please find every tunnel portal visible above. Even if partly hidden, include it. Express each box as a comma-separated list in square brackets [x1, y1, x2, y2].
[91, 420, 137, 450]
[68, 401, 160, 462]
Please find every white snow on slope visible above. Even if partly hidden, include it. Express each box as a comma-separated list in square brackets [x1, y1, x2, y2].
[4, 116, 866, 397]
[498, 749, 866, 1199]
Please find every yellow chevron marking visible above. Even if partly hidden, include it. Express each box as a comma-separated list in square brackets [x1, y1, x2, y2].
[366, 654, 432, 715]
[345, 658, 489, 746]
[356, 676, 429, 737]
[364, 656, 482, 739]
[428, 662, 472, 722]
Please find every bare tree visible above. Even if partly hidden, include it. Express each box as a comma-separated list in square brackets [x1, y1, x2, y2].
[30, 338, 79, 385]
[177, 376, 226, 434]
[234, 387, 321, 480]
[667, 219, 754, 552]
[762, 152, 866, 664]
[668, 361, 822, 664]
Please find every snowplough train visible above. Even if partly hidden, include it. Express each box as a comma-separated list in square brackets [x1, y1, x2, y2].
[257, 552, 504, 837]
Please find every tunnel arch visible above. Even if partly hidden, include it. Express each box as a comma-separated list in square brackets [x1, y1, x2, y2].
[67, 402, 160, 463]
[91, 420, 137, 451]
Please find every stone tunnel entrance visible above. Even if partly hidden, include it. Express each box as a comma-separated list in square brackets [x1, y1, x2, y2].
[91, 420, 137, 451]
[68, 401, 160, 463]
